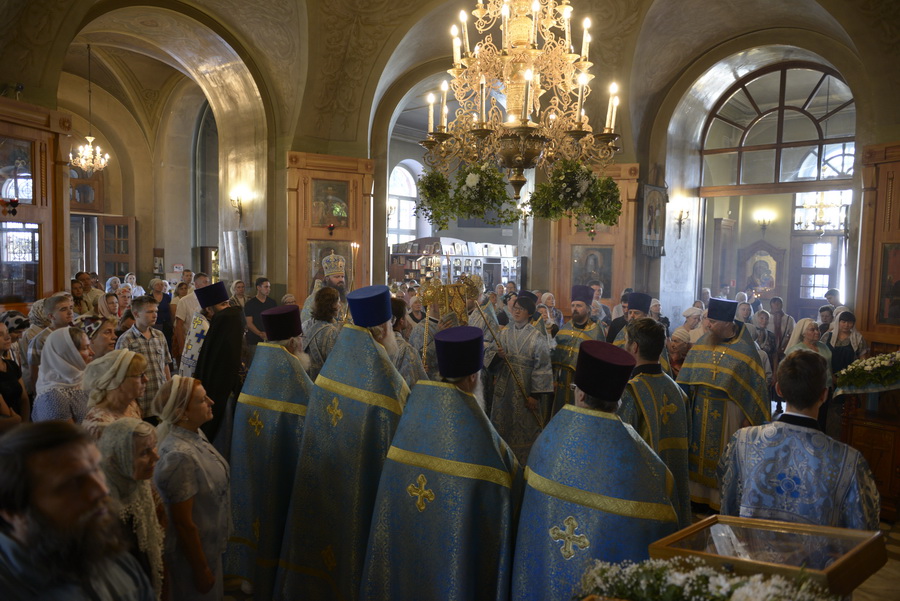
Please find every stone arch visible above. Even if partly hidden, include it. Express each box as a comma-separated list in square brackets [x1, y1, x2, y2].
[63, 3, 273, 282]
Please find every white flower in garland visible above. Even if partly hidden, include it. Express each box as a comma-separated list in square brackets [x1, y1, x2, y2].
[465, 173, 480, 188]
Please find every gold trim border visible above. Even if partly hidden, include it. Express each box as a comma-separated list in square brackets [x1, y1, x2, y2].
[387, 446, 512, 489]
[238, 393, 308, 417]
[316, 374, 403, 415]
[525, 466, 677, 523]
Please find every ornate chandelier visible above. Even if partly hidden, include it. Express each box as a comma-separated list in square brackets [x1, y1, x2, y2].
[69, 44, 110, 176]
[420, 0, 620, 201]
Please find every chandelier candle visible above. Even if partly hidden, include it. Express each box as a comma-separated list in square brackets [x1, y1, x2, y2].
[581, 18, 591, 60]
[480, 74, 486, 123]
[460, 10, 471, 55]
[610, 96, 619, 132]
[451, 25, 462, 65]
[605, 82, 618, 130]
[522, 69, 532, 122]
[440, 80, 449, 128]
[427, 93, 435, 132]
[531, 1, 540, 46]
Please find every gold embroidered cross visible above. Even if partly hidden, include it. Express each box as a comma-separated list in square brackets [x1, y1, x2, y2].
[249, 410, 264, 436]
[326, 397, 343, 426]
[550, 516, 590, 560]
[660, 401, 677, 425]
[407, 474, 435, 512]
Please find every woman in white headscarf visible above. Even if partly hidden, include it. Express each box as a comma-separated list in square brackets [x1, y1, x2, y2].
[82, 349, 148, 439]
[152, 376, 230, 600]
[106, 276, 121, 293]
[98, 418, 164, 599]
[784, 317, 833, 388]
[124, 272, 146, 298]
[31, 327, 94, 423]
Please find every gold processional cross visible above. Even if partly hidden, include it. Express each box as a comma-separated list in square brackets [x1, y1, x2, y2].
[407, 474, 435, 512]
[249, 410, 264, 436]
[327, 397, 343, 426]
[549, 516, 590, 560]
[712, 346, 725, 377]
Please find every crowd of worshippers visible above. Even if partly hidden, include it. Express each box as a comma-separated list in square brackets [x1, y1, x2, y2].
[0, 251, 881, 600]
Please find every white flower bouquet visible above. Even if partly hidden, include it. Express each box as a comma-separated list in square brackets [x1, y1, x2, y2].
[576, 557, 835, 601]
[834, 350, 900, 389]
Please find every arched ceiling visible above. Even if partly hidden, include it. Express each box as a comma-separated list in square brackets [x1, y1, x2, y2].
[631, 0, 856, 147]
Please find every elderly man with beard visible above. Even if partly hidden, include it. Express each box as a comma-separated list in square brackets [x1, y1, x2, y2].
[0, 421, 154, 600]
[361, 326, 519, 600]
[301, 252, 346, 323]
[551, 285, 605, 415]
[677, 298, 770, 510]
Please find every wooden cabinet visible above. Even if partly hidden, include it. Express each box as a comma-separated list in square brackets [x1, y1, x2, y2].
[844, 400, 900, 520]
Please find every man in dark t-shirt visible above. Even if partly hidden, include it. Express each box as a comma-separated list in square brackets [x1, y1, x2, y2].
[244, 277, 277, 358]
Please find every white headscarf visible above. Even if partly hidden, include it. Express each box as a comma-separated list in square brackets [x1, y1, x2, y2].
[97, 293, 118, 320]
[35, 327, 87, 396]
[827, 308, 865, 352]
[151, 375, 197, 441]
[785, 317, 816, 350]
[98, 418, 164, 598]
[83, 349, 138, 407]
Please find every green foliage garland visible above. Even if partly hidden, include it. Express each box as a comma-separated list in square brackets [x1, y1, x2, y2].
[415, 170, 453, 230]
[834, 351, 900, 390]
[529, 159, 622, 231]
[416, 163, 517, 230]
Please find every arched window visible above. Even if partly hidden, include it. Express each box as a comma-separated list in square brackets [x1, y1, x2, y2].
[193, 102, 219, 249]
[699, 62, 855, 317]
[388, 165, 419, 247]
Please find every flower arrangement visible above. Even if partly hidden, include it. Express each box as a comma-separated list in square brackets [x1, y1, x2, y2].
[529, 159, 622, 231]
[834, 350, 900, 389]
[416, 163, 517, 230]
[577, 557, 835, 601]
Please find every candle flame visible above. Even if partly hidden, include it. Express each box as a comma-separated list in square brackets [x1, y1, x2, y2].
[459, 9, 468, 22]
[451, 24, 459, 37]
[441, 80, 449, 92]
[578, 72, 588, 85]
[583, 17, 591, 29]
[609, 82, 618, 94]
[427, 93, 435, 103]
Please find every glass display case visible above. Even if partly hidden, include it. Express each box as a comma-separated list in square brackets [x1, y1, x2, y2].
[649, 515, 886, 596]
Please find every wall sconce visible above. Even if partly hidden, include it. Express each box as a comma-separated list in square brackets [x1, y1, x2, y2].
[327, 223, 336, 236]
[230, 195, 243, 225]
[754, 209, 775, 238]
[0, 197, 19, 216]
[674, 210, 689, 239]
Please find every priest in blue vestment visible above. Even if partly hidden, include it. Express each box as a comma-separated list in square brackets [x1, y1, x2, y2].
[718, 350, 880, 530]
[618, 318, 692, 528]
[551, 285, 605, 415]
[677, 298, 770, 509]
[226, 304, 313, 599]
[513, 341, 679, 601]
[361, 326, 520, 601]
[275, 285, 409, 601]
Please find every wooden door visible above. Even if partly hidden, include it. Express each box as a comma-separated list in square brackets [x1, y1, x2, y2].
[98, 215, 136, 278]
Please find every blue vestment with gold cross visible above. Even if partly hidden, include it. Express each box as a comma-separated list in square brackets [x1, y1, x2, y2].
[274, 324, 409, 601]
[225, 343, 312, 599]
[360, 381, 520, 601]
[550, 320, 605, 414]
[512, 405, 679, 601]
[618, 367, 692, 528]
[677, 323, 770, 507]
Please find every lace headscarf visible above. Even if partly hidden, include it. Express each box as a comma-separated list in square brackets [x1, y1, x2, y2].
[82, 349, 138, 407]
[98, 418, 164, 598]
[151, 375, 197, 441]
[105, 277, 121, 293]
[35, 327, 87, 396]
[97, 293, 118, 320]
[27, 298, 50, 328]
